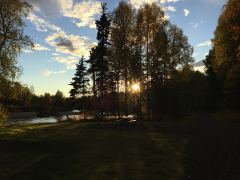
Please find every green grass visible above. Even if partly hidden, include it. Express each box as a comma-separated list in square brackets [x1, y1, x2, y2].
[0, 121, 188, 180]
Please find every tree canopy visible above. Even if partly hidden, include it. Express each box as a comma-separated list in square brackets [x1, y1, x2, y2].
[0, 0, 33, 81]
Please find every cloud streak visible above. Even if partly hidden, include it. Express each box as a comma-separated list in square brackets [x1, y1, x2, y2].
[41, 69, 67, 77]
[27, 13, 62, 32]
[196, 40, 212, 47]
[52, 56, 79, 70]
[129, 0, 181, 9]
[34, 44, 50, 51]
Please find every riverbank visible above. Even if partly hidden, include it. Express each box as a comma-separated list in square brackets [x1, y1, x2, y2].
[1, 116, 240, 179]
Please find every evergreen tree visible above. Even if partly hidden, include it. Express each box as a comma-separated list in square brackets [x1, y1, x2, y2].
[69, 56, 89, 99]
[95, 3, 111, 98]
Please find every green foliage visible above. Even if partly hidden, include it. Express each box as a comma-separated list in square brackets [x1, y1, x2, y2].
[0, 0, 33, 80]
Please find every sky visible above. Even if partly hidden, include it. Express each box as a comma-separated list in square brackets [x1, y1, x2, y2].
[18, 0, 227, 96]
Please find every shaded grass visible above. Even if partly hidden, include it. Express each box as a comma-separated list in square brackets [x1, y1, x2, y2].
[0, 121, 187, 180]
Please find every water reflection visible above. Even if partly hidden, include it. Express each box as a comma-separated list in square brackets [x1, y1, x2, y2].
[7, 117, 59, 126]
[31, 117, 58, 124]
[7, 114, 137, 126]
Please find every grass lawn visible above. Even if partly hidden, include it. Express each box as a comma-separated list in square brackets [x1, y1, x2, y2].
[0, 121, 188, 180]
[1, 116, 240, 180]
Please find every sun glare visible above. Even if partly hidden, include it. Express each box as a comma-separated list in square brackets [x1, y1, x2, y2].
[131, 83, 140, 93]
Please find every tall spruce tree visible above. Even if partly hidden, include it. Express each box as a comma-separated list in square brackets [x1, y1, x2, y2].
[69, 56, 89, 99]
[95, 3, 111, 98]
[92, 3, 112, 118]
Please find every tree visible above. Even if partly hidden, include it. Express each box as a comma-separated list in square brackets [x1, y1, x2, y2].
[111, 1, 135, 116]
[213, 0, 240, 109]
[0, 0, 33, 81]
[204, 49, 222, 111]
[88, 47, 97, 99]
[69, 56, 89, 99]
[131, 9, 145, 119]
[54, 90, 65, 111]
[138, 3, 166, 118]
[95, 3, 111, 98]
[94, 3, 112, 118]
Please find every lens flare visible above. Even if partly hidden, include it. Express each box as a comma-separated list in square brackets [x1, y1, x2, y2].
[131, 83, 140, 93]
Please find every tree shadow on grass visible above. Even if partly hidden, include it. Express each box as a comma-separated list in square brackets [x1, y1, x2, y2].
[182, 120, 240, 180]
[0, 121, 187, 180]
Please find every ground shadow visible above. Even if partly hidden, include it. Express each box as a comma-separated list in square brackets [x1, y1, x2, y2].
[182, 117, 240, 180]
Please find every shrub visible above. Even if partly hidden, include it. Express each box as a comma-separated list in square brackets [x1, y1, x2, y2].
[0, 105, 8, 127]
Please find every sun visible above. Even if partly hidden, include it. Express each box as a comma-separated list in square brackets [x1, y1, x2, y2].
[131, 83, 140, 93]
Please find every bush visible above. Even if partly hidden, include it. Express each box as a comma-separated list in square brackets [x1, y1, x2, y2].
[0, 105, 8, 127]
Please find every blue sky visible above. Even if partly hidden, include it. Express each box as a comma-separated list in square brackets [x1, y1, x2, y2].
[19, 0, 227, 96]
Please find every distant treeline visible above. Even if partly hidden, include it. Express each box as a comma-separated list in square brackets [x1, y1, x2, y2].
[0, 79, 72, 115]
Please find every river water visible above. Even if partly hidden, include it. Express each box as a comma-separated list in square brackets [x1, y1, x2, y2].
[6, 115, 136, 126]
[7, 116, 68, 126]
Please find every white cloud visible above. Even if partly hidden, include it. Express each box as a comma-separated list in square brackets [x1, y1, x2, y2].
[53, 56, 79, 70]
[45, 31, 95, 58]
[183, 9, 190, 16]
[52, 53, 60, 56]
[23, 43, 50, 53]
[129, 0, 157, 9]
[60, 0, 101, 29]
[34, 44, 50, 51]
[194, 66, 205, 73]
[27, 13, 62, 32]
[190, 20, 204, 28]
[160, 0, 181, 3]
[41, 69, 67, 77]
[129, 0, 180, 9]
[196, 40, 212, 47]
[27, 0, 101, 29]
[164, 6, 176, 12]
[191, 22, 199, 28]
[163, 14, 170, 21]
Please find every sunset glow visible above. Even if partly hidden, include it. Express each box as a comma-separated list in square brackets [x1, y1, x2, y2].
[131, 83, 140, 93]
